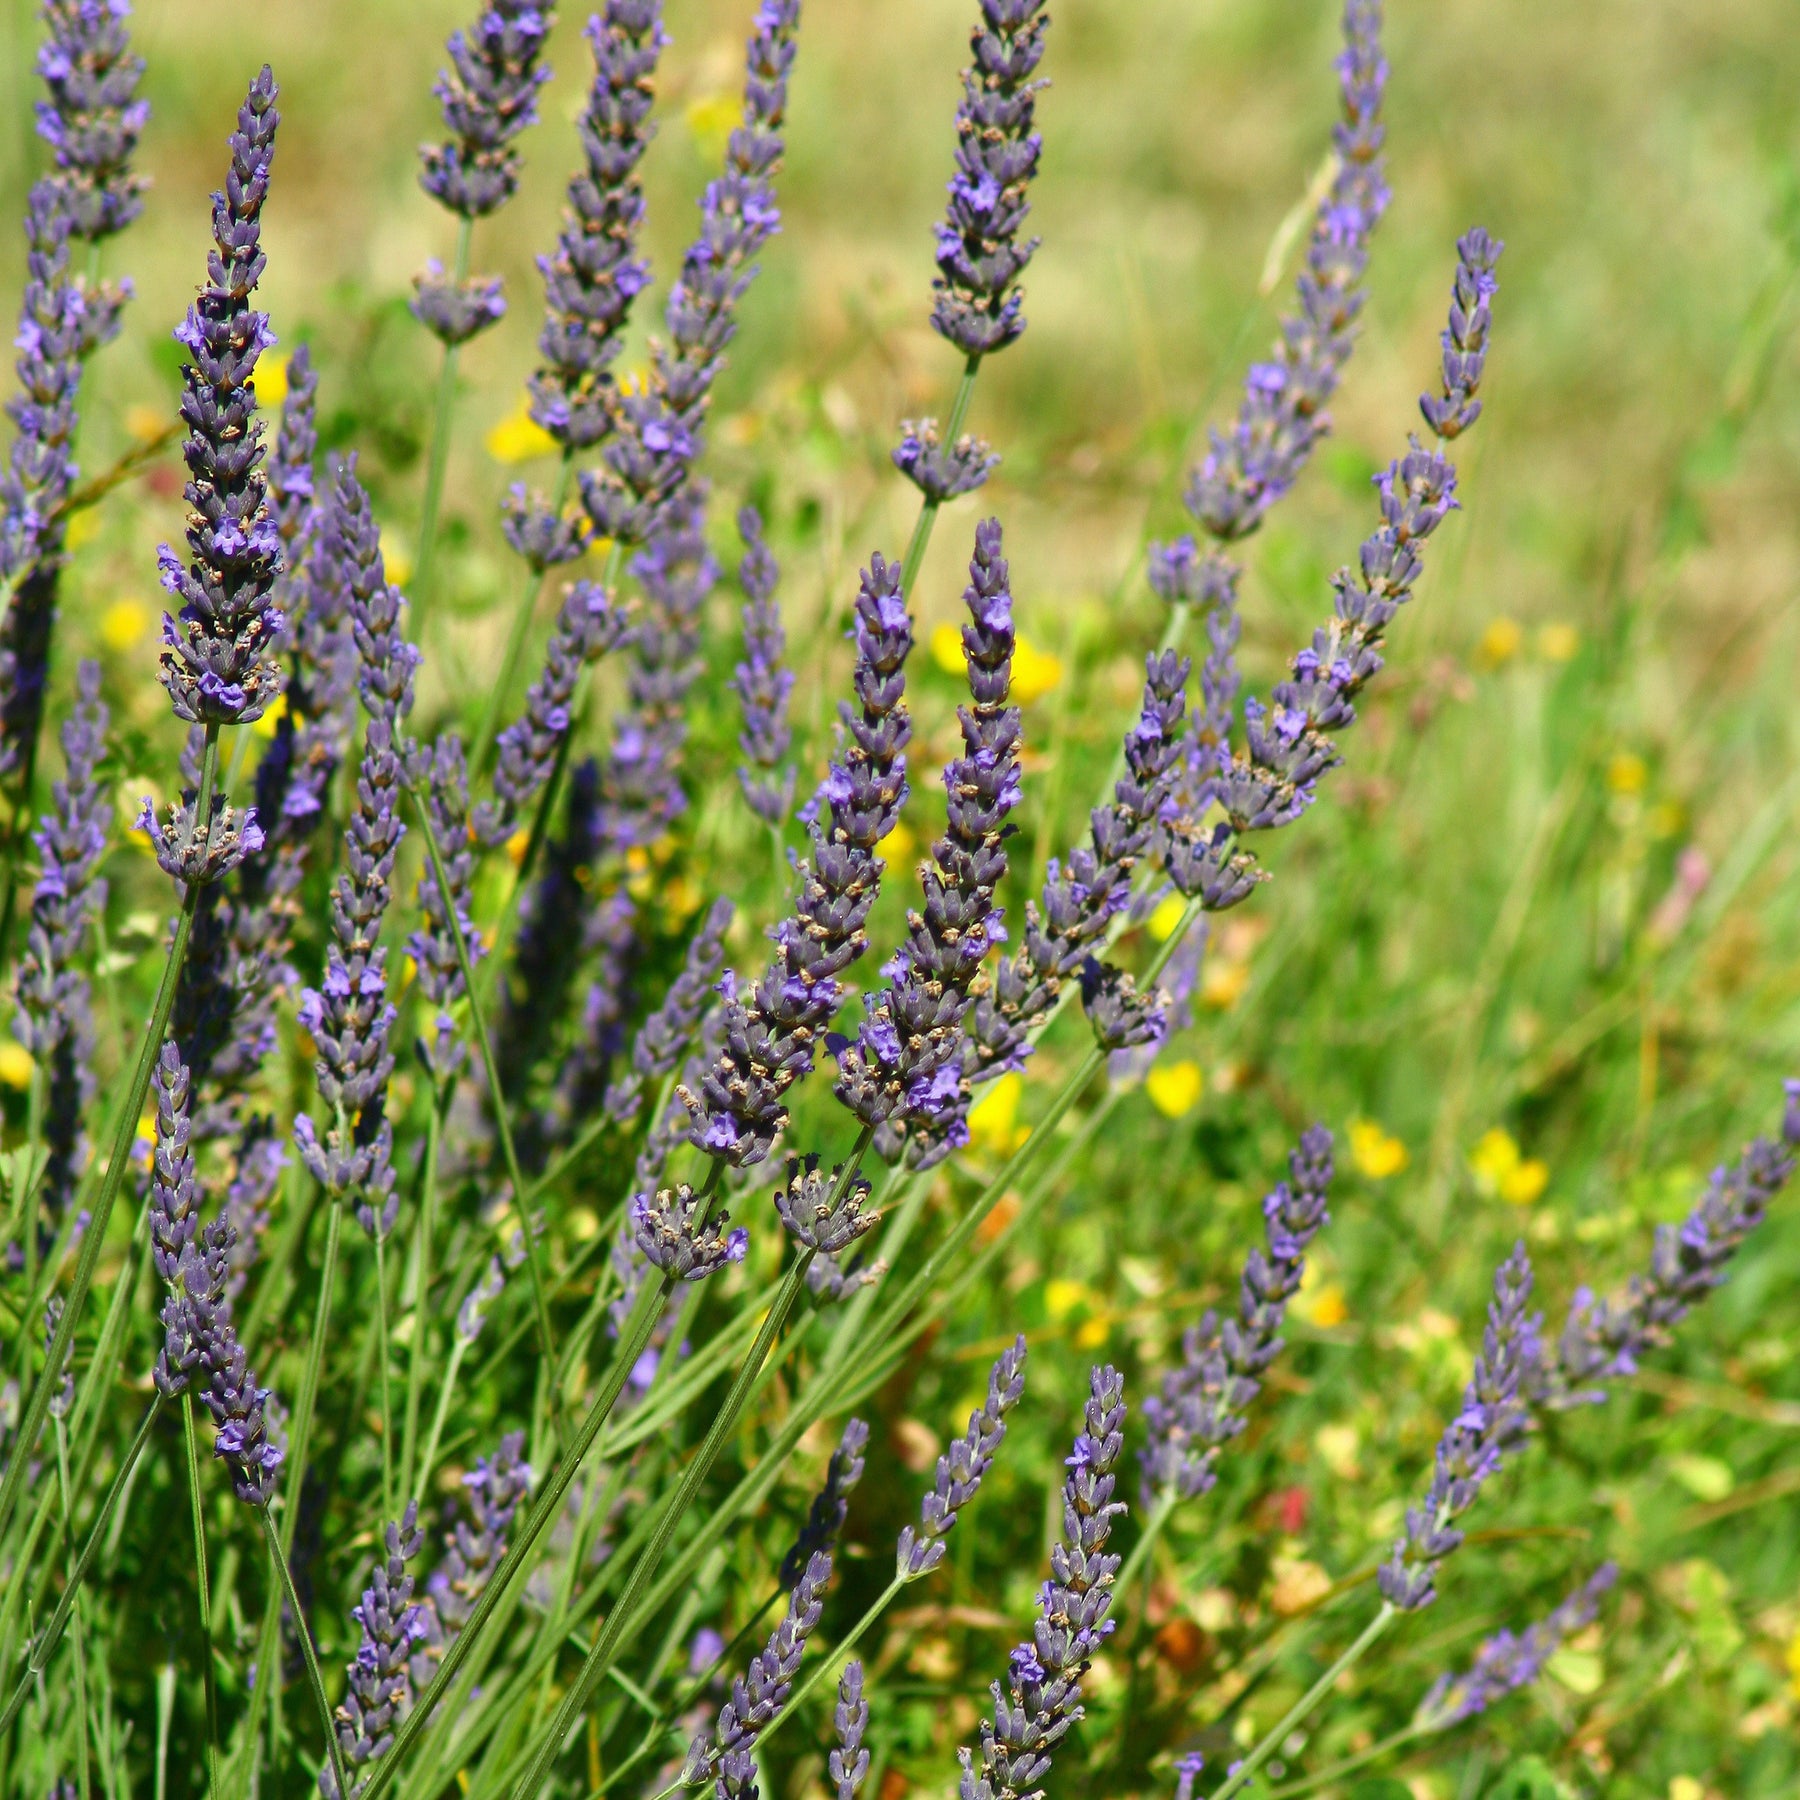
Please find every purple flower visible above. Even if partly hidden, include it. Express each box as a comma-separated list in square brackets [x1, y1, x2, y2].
[898, 1336, 1028, 1578]
[830, 1662, 871, 1800]
[528, 0, 668, 448]
[1140, 1126, 1334, 1504]
[34, 0, 150, 242]
[1417, 1564, 1618, 1729]
[838, 521, 1021, 1162]
[733, 505, 796, 825]
[1420, 228, 1503, 440]
[408, 733, 485, 1084]
[928, 0, 1051, 359]
[957, 1366, 1127, 1800]
[411, 263, 507, 349]
[156, 68, 285, 729]
[893, 420, 1000, 505]
[419, 0, 553, 221]
[632, 1182, 750, 1284]
[780, 1416, 870, 1589]
[1378, 1244, 1539, 1611]
[686, 552, 914, 1166]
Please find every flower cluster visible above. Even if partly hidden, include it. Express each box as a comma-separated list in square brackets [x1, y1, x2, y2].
[408, 733, 484, 1083]
[685, 553, 914, 1165]
[1140, 1125, 1335, 1504]
[156, 68, 284, 728]
[837, 520, 1022, 1166]
[34, 0, 150, 242]
[1420, 227, 1503, 440]
[830, 1663, 871, 1800]
[416, 1433, 534, 1663]
[929, 0, 1051, 360]
[898, 1336, 1028, 1578]
[1378, 1243, 1538, 1610]
[957, 1365, 1126, 1800]
[732, 505, 795, 826]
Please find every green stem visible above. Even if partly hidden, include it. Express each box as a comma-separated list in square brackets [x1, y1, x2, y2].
[182, 1394, 222, 1800]
[758, 1572, 906, 1756]
[407, 783, 558, 1376]
[282, 1194, 344, 1554]
[1112, 1486, 1178, 1609]
[259, 1508, 353, 1800]
[375, 1227, 396, 1521]
[1266, 1722, 1427, 1799]
[402, 1079, 452, 1502]
[0, 723, 221, 1545]
[0, 1395, 163, 1735]
[412, 216, 475, 630]
[1209, 1604, 1397, 1800]
[416, 1336, 468, 1504]
[898, 355, 980, 598]
[53, 1416, 92, 1800]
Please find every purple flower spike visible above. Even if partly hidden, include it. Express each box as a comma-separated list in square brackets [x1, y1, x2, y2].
[840, 520, 1021, 1167]
[1420, 228, 1504, 440]
[831, 1662, 872, 1800]
[773, 1152, 880, 1258]
[408, 732, 484, 1084]
[683, 1549, 835, 1795]
[528, 0, 668, 449]
[35, 0, 150, 242]
[580, 0, 802, 547]
[929, 0, 1051, 359]
[780, 1416, 870, 1588]
[1378, 1244, 1539, 1611]
[419, 0, 554, 221]
[320, 1504, 428, 1798]
[156, 68, 285, 730]
[685, 551, 914, 1166]
[13, 660, 108, 1231]
[411, 263, 507, 349]
[1417, 1564, 1618, 1730]
[632, 1183, 750, 1283]
[1534, 1090, 1798, 1408]
[898, 1335, 1028, 1578]
[733, 505, 796, 826]
[1141, 1126, 1334, 1505]
[893, 419, 1000, 504]
[957, 1365, 1127, 1800]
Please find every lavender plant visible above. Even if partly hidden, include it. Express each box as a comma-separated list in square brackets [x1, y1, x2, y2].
[0, 6, 1794, 1800]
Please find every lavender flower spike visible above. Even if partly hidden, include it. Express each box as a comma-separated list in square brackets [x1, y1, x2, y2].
[957, 1366, 1127, 1800]
[899, 1335, 1028, 1577]
[528, 0, 668, 449]
[830, 1662, 872, 1800]
[1420, 227, 1503, 441]
[1378, 1243, 1538, 1611]
[780, 1417, 871, 1588]
[1140, 1125, 1335, 1505]
[407, 732, 484, 1084]
[733, 505, 795, 826]
[420, 0, 553, 220]
[685, 552, 914, 1166]
[156, 67, 284, 729]
[36, 0, 151, 242]
[1535, 1084, 1800, 1408]
[929, 0, 1051, 360]
[13, 661, 109, 1229]
[631, 1179, 750, 1284]
[838, 520, 1022, 1166]
[320, 1504, 428, 1798]
[1416, 1564, 1618, 1730]
[684, 1549, 835, 1795]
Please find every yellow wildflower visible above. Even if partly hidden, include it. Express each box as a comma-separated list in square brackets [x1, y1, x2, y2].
[929, 622, 964, 675]
[65, 508, 101, 550]
[1469, 1126, 1549, 1205]
[875, 819, 914, 865]
[101, 598, 152, 650]
[1145, 1060, 1202, 1119]
[485, 402, 558, 466]
[1785, 1625, 1800, 1699]
[252, 690, 290, 740]
[124, 403, 166, 444]
[1538, 622, 1580, 662]
[685, 92, 741, 158]
[1348, 1119, 1408, 1180]
[1606, 752, 1648, 795]
[1148, 892, 1187, 942]
[1201, 960, 1249, 1010]
[1299, 1284, 1347, 1329]
[381, 531, 413, 588]
[505, 827, 531, 868]
[1476, 617, 1522, 666]
[968, 1072, 1028, 1155]
[258, 351, 289, 407]
[1044, 1278, 1087, 1320]
[1010, 635, 1063, 705]
[1074, 1316, 1110, 1350]
[0, 1041, 35, 1089]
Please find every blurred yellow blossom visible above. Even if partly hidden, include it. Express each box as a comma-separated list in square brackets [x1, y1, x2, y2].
[929, 622, 965, 674]
[102, 598, 152, 650]
[1786, 1625, 1800, 1698]
[1201, 959, 1249, 1010]
[1149, 892, 1187, 941]
[1648, 800, 1685, 840]
[876, 819, 915, 865]
[0, 1041, 34, 1089]
[485, 402, 558, 465]
[66, 508, 101, 550]
[253, 690, 289, 740]
[1469, 1127, 1549, 1205]
[1668, 1781, 1704, 1800]
[1349, 1119, 1408, 1179]
[1075, 1316, 1110, 1350]
[1145, 1060, 1202, 1118]
[685, 92, 741, 157]
[1315, 1422, 1361, 1479]
[124, 403, 165, 443]
[1476, 617, 1522, 666]
[505, 827, 531, 868]
[1010, 635, 1063, 705]
[968, 1072, 1029, 1155]
[381, 531, 413, 587]
[1607, 752, 1648, 795]
[1299, 1283, 1347, 1328]
[259, 351, 289, 407]
[1044, 1278, 1087, 1320]
[1538, 622, 1580, 662]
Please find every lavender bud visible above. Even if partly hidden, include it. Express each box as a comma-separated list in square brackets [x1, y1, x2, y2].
[407, 732, 484, 1085]
[410, 263, 507, 348]
[501, 482, 588, 573]
[1378, 1244, 1538, 1611]
[1419, 227, 1503, 440]
[457, 1255, 506, 1344]
[156, 68, 284, 729]
[1076, 958, 1167, 1052]
[733, 505, 796, 826]
[773, 1153, 879, 1256]
[147, 1043, 199, 1283]
[830, 1662, 871, 1800]
[1173, 1752, 1205, 1800]
[419, 0, 553, 221]
[43, 1296, 73, 1419]
[897, 1335, 1027, 1578]
[892, 420, 1000, 504]
[779, 1416, 870, 1589]
[632, 1183, 749, 1283]
[35, 0, 150, 242]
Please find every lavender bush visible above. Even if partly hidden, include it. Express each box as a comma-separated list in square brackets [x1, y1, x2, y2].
[0, 3, 1795, 1799]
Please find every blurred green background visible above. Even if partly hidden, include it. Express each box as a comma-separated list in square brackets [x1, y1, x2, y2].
[4, 0, 1800, 1795]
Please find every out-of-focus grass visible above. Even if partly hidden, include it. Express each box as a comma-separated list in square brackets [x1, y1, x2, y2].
[3, 0, 1799, 1795]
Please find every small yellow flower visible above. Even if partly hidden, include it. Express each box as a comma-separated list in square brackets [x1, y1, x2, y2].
[1044, 1278, 1088, 1320]
[1349, 1119, 1409, 1180]
[258, 351, 289, 408]
[1010, 635, 1063, 706]
[1201, 960, 1250, 1011]
[1145, 1060, 1202, 1119]
[1669, 1780, 1704, 1800]
[1648, 800, 1685, 840]
[1501, 1158, 1549, 1205]
[102, 598, 152, 650]
[930, 622, 965, 675]
[875, 820, 915, 865]
[1606, 752, 1648, 795]
[1538, 621, 1580, 662]
[1074, 1316, 1110, 1350]
[0, 1041, 35, 1089]
[124, 403, 166, 443]
[252, 690, 290, 740]
[1476, 617, 1522, 666]
[685, 92, 741, 157]
[65, 508, 101, 551]
[381, 531, 413, 588]
[1785, 1624, 1800, 1698]
[968, 1072, 1028, 1155]
[485, 402, 558, 466]
[567, 1206, 601, 1243]
[1299, 1284, 1347, 1328]
[1149, 893, 1187, 942]
[505, 827, 531, 868]
[1469, 1126, 1549, 1204]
